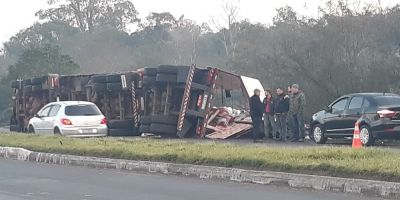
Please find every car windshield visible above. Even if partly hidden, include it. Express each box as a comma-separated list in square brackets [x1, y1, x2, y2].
[374, 96, 400, 106]
[65, 104, 101, 116]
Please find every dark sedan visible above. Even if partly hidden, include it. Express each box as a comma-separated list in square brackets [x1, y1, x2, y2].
[310, 93, 400, 146]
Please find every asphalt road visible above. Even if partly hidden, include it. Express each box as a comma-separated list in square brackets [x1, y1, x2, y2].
[0, 159, 387, 200]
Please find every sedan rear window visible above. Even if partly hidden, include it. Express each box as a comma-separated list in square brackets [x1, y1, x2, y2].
[65, 105, 101, 116]
[374, 96, 400, 106]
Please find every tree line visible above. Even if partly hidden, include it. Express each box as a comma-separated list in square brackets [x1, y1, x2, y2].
[1, 0, 400, 120]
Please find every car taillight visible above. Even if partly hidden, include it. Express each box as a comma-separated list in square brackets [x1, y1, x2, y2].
[101, 118, 107, 125]
[377, 110, 397, 118]
[61, 118, 73, 125]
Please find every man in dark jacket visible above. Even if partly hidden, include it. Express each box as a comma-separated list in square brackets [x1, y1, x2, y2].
[250, 89, 264, 142]
[288, 84, 306, 142]
[263, 90, 277, 140]
[275, 87, 290, 141]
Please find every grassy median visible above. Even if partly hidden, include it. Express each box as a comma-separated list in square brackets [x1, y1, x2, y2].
[0, 133, 399, 182]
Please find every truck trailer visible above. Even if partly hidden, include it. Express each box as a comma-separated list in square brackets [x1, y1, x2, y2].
[10, 65, 265, 139]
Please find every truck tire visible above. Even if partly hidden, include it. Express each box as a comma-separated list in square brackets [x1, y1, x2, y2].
[91, 75, 107, 83]
[139, 116, 152, 125]
[106, 74, 123, 83]
[143, 76, 156, 85]
[150, 123, 177, 135]
[139, 125, 150, 133]
[156, 74, 177, 82]
[31, 77, 45, 85]
[108, 119, 134, 129]
[93, 83, 107, 92]
[11, 81, 20, 89]
[107, 82, 123, 92]
[143, 67, 157, 76]
[32, 85, 43, 92]
[157, 65, 178, 74]
[151, 115, 178, 125]
[108, 128, 139, 136]
[23, 85, 32, 94]
[24, 79, 32, 85]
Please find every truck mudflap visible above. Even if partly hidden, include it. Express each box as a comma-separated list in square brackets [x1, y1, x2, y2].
[131, 81, 139, 128]
[177, 64, 196, 137]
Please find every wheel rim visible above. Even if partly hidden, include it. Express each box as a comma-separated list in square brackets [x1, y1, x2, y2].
[360, 128, 370, 145]
[313, 126, 322, 142]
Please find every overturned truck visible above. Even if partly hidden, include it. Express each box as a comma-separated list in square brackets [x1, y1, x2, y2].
[10, 65, 265, 138]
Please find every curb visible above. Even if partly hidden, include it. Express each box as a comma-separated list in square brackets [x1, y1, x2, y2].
[1, 147, 399, 199]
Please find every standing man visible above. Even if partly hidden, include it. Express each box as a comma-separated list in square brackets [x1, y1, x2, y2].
[275, 87, 290, 141]
[288, 84, 306, 142]
[250, 89, 264, 142]
[263, 89, 277, 140]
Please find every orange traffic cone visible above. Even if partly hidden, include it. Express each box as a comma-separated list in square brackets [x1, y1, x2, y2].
[352, 122, 362, 149]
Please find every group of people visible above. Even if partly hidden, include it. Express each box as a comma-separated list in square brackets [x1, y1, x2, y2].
[249, 84, 306, 142]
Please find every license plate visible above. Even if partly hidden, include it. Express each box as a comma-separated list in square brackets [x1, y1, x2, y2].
[81, 129, 93, 134]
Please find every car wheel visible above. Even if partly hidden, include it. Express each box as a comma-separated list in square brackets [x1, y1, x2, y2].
[54, 127, 61, 136]
[360, 125, 374, 146]
[312, 124, 327, 144]
[28, 125, 35, 134]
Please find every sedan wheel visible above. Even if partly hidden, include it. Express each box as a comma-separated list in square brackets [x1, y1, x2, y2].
[28, 125, 35, 134]
[360, 126, 374, 146]
[312, 125, 327, 144]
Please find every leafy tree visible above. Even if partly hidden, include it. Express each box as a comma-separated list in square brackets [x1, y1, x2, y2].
[6, 44, 79, 80]
[0, 44, 79, 120]
[36, 0, 140, 32]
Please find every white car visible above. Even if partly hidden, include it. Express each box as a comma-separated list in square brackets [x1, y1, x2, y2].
[28, 101, 108, 137]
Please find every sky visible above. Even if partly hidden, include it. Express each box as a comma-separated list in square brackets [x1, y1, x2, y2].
[0, 0, 398, 45]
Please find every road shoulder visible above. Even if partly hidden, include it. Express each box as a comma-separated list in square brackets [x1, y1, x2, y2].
[1, 146, 399, 199]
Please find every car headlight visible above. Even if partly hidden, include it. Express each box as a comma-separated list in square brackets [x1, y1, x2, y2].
[312, 114, 317, 121]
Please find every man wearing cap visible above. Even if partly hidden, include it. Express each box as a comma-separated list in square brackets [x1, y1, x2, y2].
[250, 89, 264, 142]
[288, 84, 306, 142]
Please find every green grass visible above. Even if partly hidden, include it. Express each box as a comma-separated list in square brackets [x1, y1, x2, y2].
[1, 134, 399, 182]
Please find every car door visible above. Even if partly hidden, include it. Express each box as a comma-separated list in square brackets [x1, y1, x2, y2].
[342, 96, 364, 135]
[33, 105, 52, 133]
[324, 97, 349, 135]
[42, 105, 61, 134]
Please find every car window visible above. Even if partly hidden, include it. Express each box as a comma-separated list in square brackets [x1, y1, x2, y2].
[362, 99, 375, 113]
[48, 105, 61, 117]
[374, 96, 400, 106]
[347, 97, 363, 114]
[331, 98, 348, 114]
[38, 106, 52, 117]
[65, 104, 101, 116]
